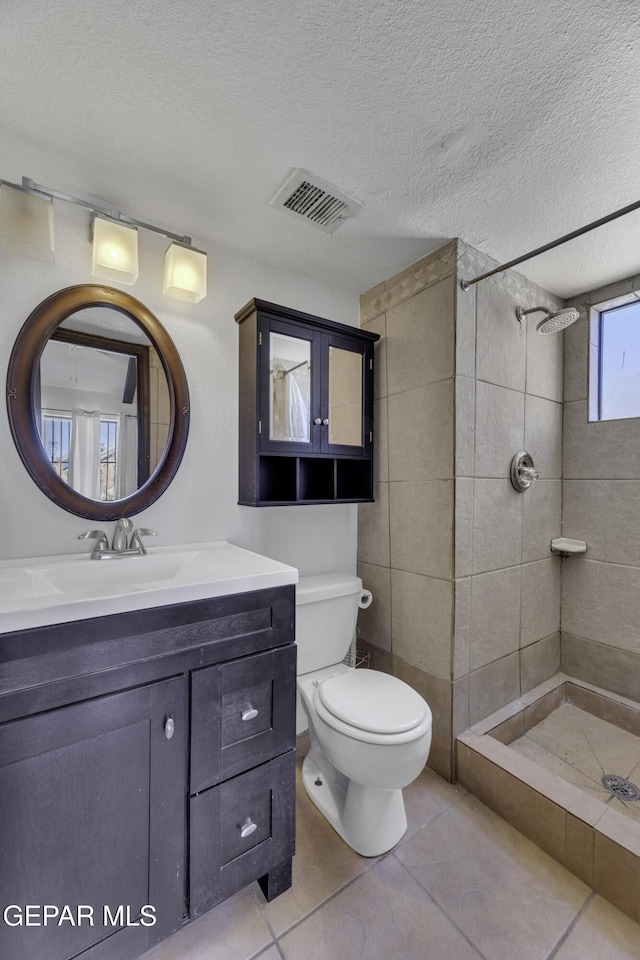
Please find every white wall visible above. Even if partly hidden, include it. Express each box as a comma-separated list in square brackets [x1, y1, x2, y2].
[0, 195, 359, 574]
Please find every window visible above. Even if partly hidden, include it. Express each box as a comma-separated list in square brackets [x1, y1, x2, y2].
[590, 298, 640, 421]
[42, 413, 71, 483]
[99, 417, 119, 501]
[41, 410, 120, 501]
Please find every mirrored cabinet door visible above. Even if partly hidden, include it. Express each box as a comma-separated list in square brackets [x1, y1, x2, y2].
[325, 342, 364, 451]
[269, 331, 312, 444]
[259, 318, 320, 454]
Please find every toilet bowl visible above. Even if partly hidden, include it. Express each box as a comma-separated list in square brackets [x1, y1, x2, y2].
[296, 574, 432, 857]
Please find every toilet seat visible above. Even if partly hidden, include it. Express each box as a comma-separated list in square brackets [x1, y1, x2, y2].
[313, 670, 432, 746]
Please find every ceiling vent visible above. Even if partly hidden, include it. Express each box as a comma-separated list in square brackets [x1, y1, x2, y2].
[269, 168, 362, 234]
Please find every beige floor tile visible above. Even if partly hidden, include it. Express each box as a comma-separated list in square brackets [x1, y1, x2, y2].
[137, 886, 273, 960]
[278, 855, 482, 960]
[395, 794, 589, 960]
[553, 895, 640, 959]
[254, 948, 282, 960]
[403, 766, 467, 839]
[259, 780, 371, 936]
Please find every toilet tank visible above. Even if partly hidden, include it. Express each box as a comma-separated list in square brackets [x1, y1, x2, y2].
[295, 573, 364, 674]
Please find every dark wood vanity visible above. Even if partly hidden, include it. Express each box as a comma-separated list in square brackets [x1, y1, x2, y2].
[0, 585, 296, 960]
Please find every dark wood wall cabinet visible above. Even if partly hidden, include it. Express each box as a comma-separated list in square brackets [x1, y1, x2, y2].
[0, 586, 296, 960]
[236, 298, 380, 506]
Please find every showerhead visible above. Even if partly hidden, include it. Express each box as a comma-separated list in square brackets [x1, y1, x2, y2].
[515, 305, 580, 334]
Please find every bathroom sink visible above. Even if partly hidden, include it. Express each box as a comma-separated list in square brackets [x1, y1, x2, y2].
[0, 541, 298, 634]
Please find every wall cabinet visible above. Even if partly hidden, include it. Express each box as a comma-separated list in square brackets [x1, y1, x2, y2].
[0, 586, 296, 960]
[236, 299, 379, 505]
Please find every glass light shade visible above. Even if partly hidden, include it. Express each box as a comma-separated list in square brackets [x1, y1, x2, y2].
[91, 216, 139, 285]
[0, 183, 55, 263]
[163, 243, 207, 302]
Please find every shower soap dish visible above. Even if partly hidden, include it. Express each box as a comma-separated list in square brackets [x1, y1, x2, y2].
[550, 538, 587, 556]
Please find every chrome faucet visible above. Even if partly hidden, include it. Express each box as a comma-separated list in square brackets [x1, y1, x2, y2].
[78, 529, 110, 560]
[78, 520, 157, 559]
[128, 527, 157, 555]
[112, 517, 133, 553]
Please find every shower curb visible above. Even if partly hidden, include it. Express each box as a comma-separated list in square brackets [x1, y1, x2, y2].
[456, 673, 640, 925]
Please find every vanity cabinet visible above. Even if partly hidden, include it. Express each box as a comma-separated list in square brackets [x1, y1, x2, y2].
[0, 678, 188, 960]
[236, 298, 380, 505]
[0, 585, 296, 960]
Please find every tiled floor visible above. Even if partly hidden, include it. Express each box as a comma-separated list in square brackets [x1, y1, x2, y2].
[511, 702, 640, 824]
[139, 735, 640, 960]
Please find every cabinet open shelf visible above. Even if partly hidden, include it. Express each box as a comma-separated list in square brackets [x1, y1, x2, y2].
[241, 455, 373, 506]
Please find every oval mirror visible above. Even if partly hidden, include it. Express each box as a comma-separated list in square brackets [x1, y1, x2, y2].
[7, 285, 190, 520]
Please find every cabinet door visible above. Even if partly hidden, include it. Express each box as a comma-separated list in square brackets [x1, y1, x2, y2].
[0, 677, 187, 960]
[320, 332, 372, 457]
[259, 317, 321, 454]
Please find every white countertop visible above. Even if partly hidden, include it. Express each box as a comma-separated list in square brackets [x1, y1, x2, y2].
[0, 541, 298, 635]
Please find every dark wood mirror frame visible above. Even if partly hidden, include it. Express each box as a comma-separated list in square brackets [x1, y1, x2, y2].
[6, 284, 190, 521]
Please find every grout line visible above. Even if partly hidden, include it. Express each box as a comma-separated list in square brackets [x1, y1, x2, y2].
[391, 853, 491, 960]
[250, 884, 283, 950]
[269, 854, 384, 942]
[545, 891, 596, 959]
[250, 942, 283, 960]
[269, 786, 469, 943]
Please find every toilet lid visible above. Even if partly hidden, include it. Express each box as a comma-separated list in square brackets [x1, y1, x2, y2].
[318, 670, 427, 734]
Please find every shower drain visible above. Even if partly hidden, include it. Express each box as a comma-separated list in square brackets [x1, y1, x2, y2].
[601, 774, 640, 801]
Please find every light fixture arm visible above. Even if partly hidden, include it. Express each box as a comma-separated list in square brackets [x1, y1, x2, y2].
[0, 176, 194, 247]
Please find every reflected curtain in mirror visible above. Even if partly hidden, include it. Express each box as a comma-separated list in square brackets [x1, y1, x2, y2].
[71, 409, 101, 499]
[269, 332, 311, 443]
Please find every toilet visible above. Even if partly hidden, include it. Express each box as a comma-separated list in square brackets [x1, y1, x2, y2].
[296, 573, 432, 857]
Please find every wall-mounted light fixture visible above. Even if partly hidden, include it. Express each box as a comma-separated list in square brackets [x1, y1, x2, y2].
[0, 176, 208, 302]
[91, 214, 139, 285]
[0, 182, 55, 262]
[163, 241, 207, 303]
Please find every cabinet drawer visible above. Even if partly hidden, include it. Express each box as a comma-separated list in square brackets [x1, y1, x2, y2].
[189, 750, 295, 917]
[190, 645, 296, 794]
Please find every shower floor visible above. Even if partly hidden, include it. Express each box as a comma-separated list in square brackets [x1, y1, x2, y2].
[511, 702, 640, 825]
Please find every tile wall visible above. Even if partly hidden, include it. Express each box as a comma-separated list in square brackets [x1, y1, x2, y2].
[453, 241, 564, 746]
[357, 239, 565, 779]
[358, 240, 457, 778]
[562, 277, 640, 701]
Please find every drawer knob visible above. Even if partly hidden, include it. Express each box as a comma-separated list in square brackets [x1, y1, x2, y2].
[242, 706, 259, 721]
[239, 817, 258, 838]
[164, 715, 175, 740]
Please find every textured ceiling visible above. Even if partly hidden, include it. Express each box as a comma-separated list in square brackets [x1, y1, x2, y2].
[2, 0, 640, 296]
